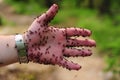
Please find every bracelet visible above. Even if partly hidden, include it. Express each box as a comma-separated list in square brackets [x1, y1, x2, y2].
[15, 34, 29, 64]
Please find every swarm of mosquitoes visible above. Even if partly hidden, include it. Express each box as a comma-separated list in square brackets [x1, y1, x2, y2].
[9, 4, 96, 70]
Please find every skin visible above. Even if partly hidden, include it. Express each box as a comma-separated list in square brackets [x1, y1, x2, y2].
[0, 35, 18, 66]
[0, 4, 96, 70]
[23, 4, 96, 70]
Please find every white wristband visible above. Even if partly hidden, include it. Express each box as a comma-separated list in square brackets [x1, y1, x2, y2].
[15, 34, 29, 63]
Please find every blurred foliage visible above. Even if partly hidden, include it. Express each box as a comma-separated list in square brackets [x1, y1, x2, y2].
[0, 16, 7, 26]
[0, 16, 2, 25]
[4, 0, 45, 14]
[3, 0, 120, 79]
[0, 15, 15, 26]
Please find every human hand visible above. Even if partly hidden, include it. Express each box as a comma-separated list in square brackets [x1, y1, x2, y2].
[23, 4, 96, 70]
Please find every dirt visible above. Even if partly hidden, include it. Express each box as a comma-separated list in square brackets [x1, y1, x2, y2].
[0, 55, 105, 80]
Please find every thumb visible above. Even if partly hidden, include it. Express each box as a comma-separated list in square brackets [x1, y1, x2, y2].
[37, 4, 58, 25]
[24, 4, 58, 47]
[27, 4, 58, 32]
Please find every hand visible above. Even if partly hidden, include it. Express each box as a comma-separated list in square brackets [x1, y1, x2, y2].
[23, 4, 96, 70]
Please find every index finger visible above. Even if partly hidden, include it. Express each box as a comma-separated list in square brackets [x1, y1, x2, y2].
[61, 28, 92, 37]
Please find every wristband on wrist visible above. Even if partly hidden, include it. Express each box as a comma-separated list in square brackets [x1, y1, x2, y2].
[15, 34, 29, 64]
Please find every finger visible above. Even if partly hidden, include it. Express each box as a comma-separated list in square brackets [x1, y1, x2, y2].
[63, 48, 92, 57]
[58, 58, 81, 70]
[37, 4, 58, 25]
[66, 39, 96, 47]
[63, 28, 92, 37]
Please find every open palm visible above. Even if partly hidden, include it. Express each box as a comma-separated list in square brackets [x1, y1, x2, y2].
[23, 4, 96, 70]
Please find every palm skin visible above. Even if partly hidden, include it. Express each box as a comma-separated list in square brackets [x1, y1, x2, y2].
[23, 4, 96, 70]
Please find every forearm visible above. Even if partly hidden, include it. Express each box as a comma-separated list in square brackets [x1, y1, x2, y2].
[0, 35, 18, 67]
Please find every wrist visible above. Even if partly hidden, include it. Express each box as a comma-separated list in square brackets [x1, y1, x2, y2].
[15, 34, 29, 63]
